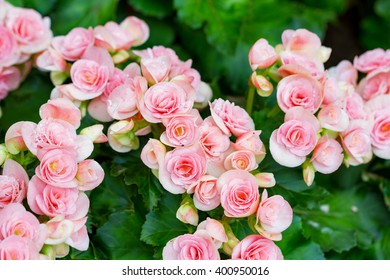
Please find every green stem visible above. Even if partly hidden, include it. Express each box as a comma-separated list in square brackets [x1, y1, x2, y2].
[245, 86, 255, 115]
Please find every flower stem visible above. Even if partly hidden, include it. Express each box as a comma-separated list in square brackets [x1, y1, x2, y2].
[245, 86, 255, 115]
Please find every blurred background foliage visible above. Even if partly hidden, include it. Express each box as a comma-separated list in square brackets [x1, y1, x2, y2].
[1, 0, 390, 260]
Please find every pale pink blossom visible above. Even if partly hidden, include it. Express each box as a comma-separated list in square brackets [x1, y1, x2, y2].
[322, 76, 345, 106]
[45, 216, 75, 245]
[66, 222, 89, 251]
[76, 160, 104, 191]
[196, 218, 227, 249]
[218, 170, 259, 218]
[255, 189, 293, 241]
[358, 68, 390, 101]
[119, 16, 149, 47]
[140, 55, 171, 84]
[276, 73, 323, 113]
[328, 60, 357, 86]
[81, 46, 115, 76]
[341, 120, 372, 166]
[269, 107, 320, 167]
[162, 231, 220, 260]
[0, 235, 40, 260]
[255, 172, 276, 188]
[233, 130, 266, 164]
[79, 124, 108, 144]
[160, 114, 199, 147]
[4, 121, 27, 154]
[353, 48, 390, 73]
[94, 21, 133, 52]
[39, 98, 81, 128]
[35, 46, 67, 72]
[106, 84, 139, 120]
[224, 150, 258, 171]
[0, 159, 28, 209]
[248, 38, 278, 70]
[5, 7, 52, 54]
[0, 25, 20, 67]
[280, 51, 325, 79]
[231, 234, 283, 260]
[345, 89, 367, 120]
[311, 136, 344, 174]
[190, 175, 220, 211]
[0, 66, 21, 100]
[87, 96, 114, 122]
[251, 72, 274, 97]
[317, 104, 349, 132]
[210, 98, 255, 137]
[102, 68, 127, 100]
[35, 148, 78, 188]
[194, 81, 213, 109]
[159, 145, 207, 194]
[140, 139, 166, 170]
[52, 27, 94, 61]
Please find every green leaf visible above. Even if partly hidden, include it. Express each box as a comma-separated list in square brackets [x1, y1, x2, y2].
[380, 179, 390, 210]
[277, 216, 325, 260]
[128, 0, 173, 18]
[142, 18, 175, 48]
[375, 0, 390, 18]
[297, 188, 390, 253]
[230, 219, 254, 240]
[141, 192, 191, 247]
[95, 210, 154, 259]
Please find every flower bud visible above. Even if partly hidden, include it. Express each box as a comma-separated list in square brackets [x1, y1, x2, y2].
[303, 161, 315, 187]
[4, 121, 28, 154]
[108, 120, 140, 153]
[194, 81, 213, 109]
[255, 172, 276, 188]
[112, 50, 130, 64]
[80, 124, 108, 143]
[0, 144, 9, 165]
[54, 243, 70, 258]
[221, 223, 239, 256]
[251, 72, 273, 97]
[176, 196, 199, 226]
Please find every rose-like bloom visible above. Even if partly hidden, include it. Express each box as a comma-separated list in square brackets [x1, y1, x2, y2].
[345, 89, 367, 120]
[269, 107, 320, 167]
[248, 38, 278, 70]
[159, 145, 207, 194]
[311, 136, 344, 174]
[52, 27, 94, 61]
[0, 235, 40, 260]
[5, 6, 52, 54]
[35, 46, 67, 72]
[27, 175, 89, 218]
[162, 230, 220, 260]
[140, 139, 166, 170]
[76, 160, 104, 191]
[70, 59, 110, 99]
[138, 81, 195, 123]
[160, 114, 199, 147]
[39, 98, 82, 128]
[365, 95, 390, 159]
[198, 117, 231, 160]
[341, 120, 372, 166]
[224, 150, 258, 171]
[217, 170, 259, 218]
[0, 25, 20, 67]
[231, 234, 283, 260]
[322, 76, 345, 106]
[190, 175, 220, 211]
[0, 66, 21, 100]
[233, 130, 266, 164]
[255, 190, 293, 241]
[119, 16, 149, 47]
[317, 104, 349, 132]
[4, 121, 27, 155]
[210, 98, 255, 137]
[276, 74, 323, 113]
[353, 48, 390, 73]
[0, 159, 29, 209]
[0, 203, 46, 249]
[280, 51, 325, 80]
[140, 55, 171, 84]
[106, 84, 139, 120]
[328, 60, 357, 86]
[358, 68, 390, 101]
[196, 218, 227, 249]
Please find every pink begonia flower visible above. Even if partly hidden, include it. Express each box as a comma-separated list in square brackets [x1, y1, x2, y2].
[107, 120, 139, 153]
[138, 80, 195, 123]
[87, 96, 114, 122]
[311, 136, 344, 174]
[79, 124, 108, 144]
[140, 139, 166, 170]
[0, 203, 47, 249]
[194, 81, 213, 109]
[106, 84, 139, 120]
[353, 48, 390, 73]
[162, 230, 220, 260]
[119, 16, 149, 47]
[5, 6, 52, 54]
[255, 190, 293, 241]
[94, 21, 134, 52]
[358, 68, 390, 101]
[66, 222, 89, 251]
[224, 150, 258, 172]
[269, 107, 320, 167]
[52, 27, 94, 61]
[76, 160, 104, 191]
[140, 55, 171, 84]
[4, 121, 27, 154]
[248, 38, 279, 71]
[160, 113, 200, 148]
[0, 25, 20, 67]
[81, 46, 115, 76]
[35, 148, 78, 188]
[101, 68, 126, 101]
[280, 51, 325, 80]
[328, 60, 358, 86]
[0, 235, 40, 260]
[251, 72, 274, 97]
[27, 175, 89, 218]
[69, 59, 110, 100]
[39, 98, 81, 128]
[233, 130, 266, 164]
[0, 66, 21, 100]
[159, 145, 207, 194]
[45, 216, 75, 245]
[198, 117, 231, 160]
[345, 88, 367, 120]
[276, 73, 323, 114]
[322, 76, 345, 106]
[35, 46, 67, 72]
[196, 218, 227, 249]
[365, 95, 390, 159]
[341, 120, 372, 166]
[255, 172, 276, 188]
[218, 170, 259, 218]
[210, 98, 255, 137]
[0, 159, 29, 209]
[189, 175, 220, 211]
[317, 104, 349, 132]
[231, 234, 283, 260]
[176, 201, 199, 226]
[134, 46, 180, 65]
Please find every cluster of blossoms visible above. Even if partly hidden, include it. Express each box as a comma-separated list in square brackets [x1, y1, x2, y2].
[141, 97, 293, 260]
[0, 0, 52, 102]
[0, 98, 105, 259]
[248, 29, 390, 185]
